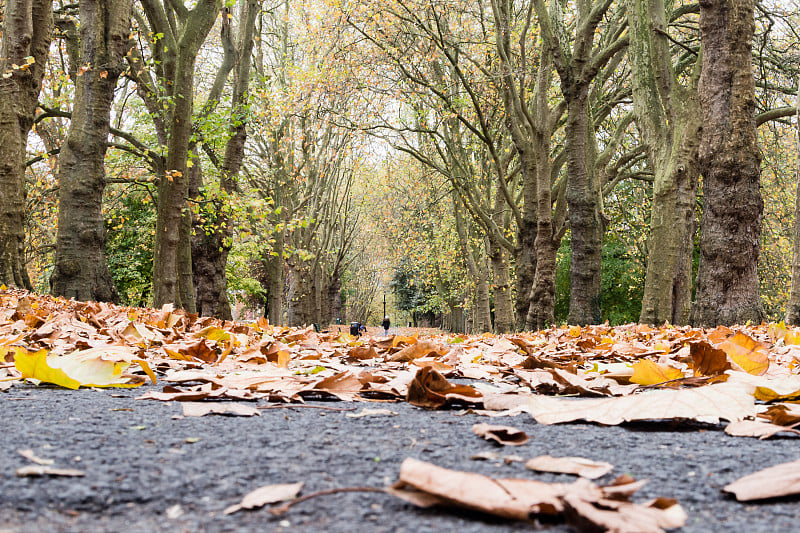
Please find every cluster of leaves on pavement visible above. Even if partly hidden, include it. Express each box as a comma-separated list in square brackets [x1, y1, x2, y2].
[3, 287, 800, 531]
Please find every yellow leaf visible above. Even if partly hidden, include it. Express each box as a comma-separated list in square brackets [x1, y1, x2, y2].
[719, 332, 769, 376]
[629, 359, 684, 386]
[568, 325, 582, 338]
[14, 349, 81, 389]
[25, 56, 35, 65]
[753, 386, 800, 403]
[14, 346, 143, 388]
[785, 329, 800, 346]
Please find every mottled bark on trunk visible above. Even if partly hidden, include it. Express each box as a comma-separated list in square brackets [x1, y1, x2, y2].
[0, 0, 51, 289]
[151, 0, 221, 310]
[515, 174, 537, 330]
[489, 236, 514, 334]
[51, 0, 131, 303]
[786, 85, 800, 325]
[691, 0, 765, 327]
[629, 0, 701, 326]
[454, 194, 491, 332]
[565, 90, 604, 325]
[639, 124, 700, 325]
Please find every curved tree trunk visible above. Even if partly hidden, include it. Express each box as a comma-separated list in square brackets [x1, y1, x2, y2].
[51, 0, 131, 303]
[691, 0, 765, 326]
[0, 0, 52, 290]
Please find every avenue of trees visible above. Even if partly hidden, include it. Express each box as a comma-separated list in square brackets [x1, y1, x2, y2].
[1, 0, 799, 332]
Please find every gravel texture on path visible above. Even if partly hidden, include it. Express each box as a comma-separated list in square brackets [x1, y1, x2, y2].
[1, 385, 798, 532]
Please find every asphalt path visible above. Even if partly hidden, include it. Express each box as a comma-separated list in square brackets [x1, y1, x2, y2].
[1, 384, 798, 532]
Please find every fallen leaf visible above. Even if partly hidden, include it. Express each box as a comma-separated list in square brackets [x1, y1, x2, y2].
[181, 402, 260, 417]
[723, 459, 800, 501]
[563, 493, 687, 533]
[224, 482, 304, 514]
[14, 346, 145, 389]
[345, 408, 398, 418]
[719, 332, 769, 375]
[392, 457, 578, 519]
[690, 341, 732, 376]
[15, 465, 85, 477]
[17, 449, 54, 465]
[724, 420, 800, 439]
[525, 455, 614, 480]
[406, 367, 481, 409]
[523, 382, 756, 425]
[472, 423, 529, 446]
[629, 359, 684, 386]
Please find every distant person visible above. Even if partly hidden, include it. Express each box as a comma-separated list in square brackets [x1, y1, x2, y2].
[381, 316, 390, 336]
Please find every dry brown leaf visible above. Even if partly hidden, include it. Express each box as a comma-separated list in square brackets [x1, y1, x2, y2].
[524, 382, 756, 425]
[181, 402, 260, 417]
[563, 493, 687, 533]
[690, 341, 732, 376]
[472, 423, 530, 446]
[394, 457, 581, 519]
[224, 481, 304, 514]
[345, 408, 397, 418]
[389, 340, 440, 362]
[16, 465, 85, 477]
[17, 449, 54, 465]
[760, 403, 800, 426]
[724, 420, 800, 439]
[525, 455, 613, 480]
[723, 459, 800, 501]
[406, 367, 481, 409]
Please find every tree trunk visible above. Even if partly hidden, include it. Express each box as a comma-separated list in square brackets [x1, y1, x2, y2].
[51, 0, 130, 303]
[488, 235, 514, 334]
[191, 0, 257, 319]
[691, 0, 765, 327]
[565, 89, 604, 325]
[150, 0, 221, 310]
[629, 0, 701, 326]
[514, 172, 537, 329]
[0, 0, 51, 289]
[453, 193, 491, 332]
[786, 83, 800, 325]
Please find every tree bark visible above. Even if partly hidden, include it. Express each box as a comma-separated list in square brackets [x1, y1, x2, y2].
[565, 88, 604, 325]
[0, 0, 52, 289]
[191, 0, 257, 319]
[629, 0, 701, 325]
[51, 0, 131, 303]
[149, 0, 221, 310]
[784, 82, 800, 325]
[691, 0, 765, 326]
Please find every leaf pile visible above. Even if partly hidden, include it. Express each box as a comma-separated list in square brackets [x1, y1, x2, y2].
[4, 287, 800, 527]
[3, 288, 800, 432]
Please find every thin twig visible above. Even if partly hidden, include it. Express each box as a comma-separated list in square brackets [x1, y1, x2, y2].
[257, 404, 357, 412]
[269, 487, 386, 516]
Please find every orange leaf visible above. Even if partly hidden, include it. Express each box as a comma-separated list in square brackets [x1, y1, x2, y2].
[719, 332, 769, 375]
[629, 359, 684, 386]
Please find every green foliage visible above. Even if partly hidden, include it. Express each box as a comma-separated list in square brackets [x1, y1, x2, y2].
[104, 188, 155, 306]
[555, 235, 645, 325]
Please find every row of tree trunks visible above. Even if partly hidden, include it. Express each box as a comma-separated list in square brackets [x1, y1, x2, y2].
[0, 0, 52, 290]
[50, 0, 131, 303]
